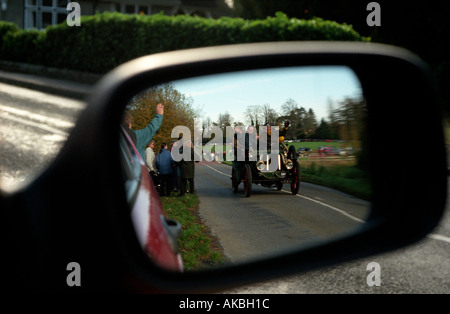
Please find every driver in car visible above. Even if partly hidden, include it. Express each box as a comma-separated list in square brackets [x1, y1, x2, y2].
[261, 120, 290, 150]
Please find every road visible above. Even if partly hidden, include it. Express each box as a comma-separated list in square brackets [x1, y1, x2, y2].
[0, 82, 86, 191]
[0, 81, 448, 293]
[195, 161, 370, 264]
[222, 208, 450, 293]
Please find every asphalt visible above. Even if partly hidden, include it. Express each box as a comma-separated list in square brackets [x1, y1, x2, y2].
[0, 61, 101, 100]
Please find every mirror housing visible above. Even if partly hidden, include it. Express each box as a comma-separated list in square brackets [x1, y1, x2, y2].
[1, 42, 446, 293]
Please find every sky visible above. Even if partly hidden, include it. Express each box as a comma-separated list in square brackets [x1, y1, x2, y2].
[171, 65, 363, 126]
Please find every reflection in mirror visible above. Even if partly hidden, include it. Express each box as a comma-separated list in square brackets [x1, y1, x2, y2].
[121, 66, 371, 272]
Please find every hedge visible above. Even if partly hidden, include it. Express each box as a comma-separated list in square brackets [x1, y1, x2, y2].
[0, 12, 369, 74]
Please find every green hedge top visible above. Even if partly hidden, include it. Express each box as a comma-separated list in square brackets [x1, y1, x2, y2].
[0, 11, 369, 74]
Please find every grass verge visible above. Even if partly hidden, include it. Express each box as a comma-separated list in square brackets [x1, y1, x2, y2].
[223, 158, 371, 200]
[300, 161, 372, 200]
[160, 192, 227, 271]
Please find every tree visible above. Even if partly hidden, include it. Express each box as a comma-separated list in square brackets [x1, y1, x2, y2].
[281, 98, 298, 116]
[261, 103, 278, 125]
[327, 99, 339, 139]
[280, 98, 300, 139]
[312, 118, 331, 139]
[127, 83, 198, 150]
[217, 112, 233, 130]
[331, 96, 367, 150]
[202, 116, 212, 133]
[303, 108, 318, 138]
[245, 105, 262, 127]
[233, 1, 450, 118]
[215, 111, 233, 142]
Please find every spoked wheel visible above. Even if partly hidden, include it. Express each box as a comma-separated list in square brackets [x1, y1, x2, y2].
[288, 145, 297, 160]
[290, 160, 301, 195]
[231, 167, 237, 192]
[243, 163, 252, 197]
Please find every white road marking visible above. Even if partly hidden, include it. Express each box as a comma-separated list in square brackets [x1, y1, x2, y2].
[202, 163, 450, 242]
[0, 104, 74, 130]
[289, 190, 364, 223]
[203, 163, 230, 177]
[0, 111, 69, 136]
[202, 162, 365, 223]
[0, 82, 86, 110]
[427, 233, 450, 244]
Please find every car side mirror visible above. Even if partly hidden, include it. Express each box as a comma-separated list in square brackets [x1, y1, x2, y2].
[2, 42, 446, 293]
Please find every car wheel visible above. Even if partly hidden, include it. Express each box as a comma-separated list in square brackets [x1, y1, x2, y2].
[288, 145, 297, 160]
[276, 181, 283, 190]
[243, 163, 252, 197]
[231, 167, 238, 192]
[290, 160, 301, 195]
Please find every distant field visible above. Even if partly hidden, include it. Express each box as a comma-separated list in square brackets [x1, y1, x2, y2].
[284, 141, 350, 151]
[204, 141, 351, 152]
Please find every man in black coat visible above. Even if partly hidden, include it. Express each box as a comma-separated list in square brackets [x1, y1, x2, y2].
[178, 140, 199, 196]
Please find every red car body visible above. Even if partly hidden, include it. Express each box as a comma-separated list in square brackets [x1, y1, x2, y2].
[120, 127, 183, 272]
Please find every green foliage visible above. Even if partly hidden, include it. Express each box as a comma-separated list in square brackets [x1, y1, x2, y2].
[0, 11, 368, 74]
[161, 193, 226, 270]
[301, 163, 371, 200]
[0, 28, 43, 63]
[0, 21, 17, 40]
[127, 83, 198, 150]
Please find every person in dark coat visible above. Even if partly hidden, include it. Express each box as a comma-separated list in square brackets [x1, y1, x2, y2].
[170, 140, 181, 193]
[156, 143, 174, 197]
[260, 121, 290, 150]
[178, 140, 198, 196]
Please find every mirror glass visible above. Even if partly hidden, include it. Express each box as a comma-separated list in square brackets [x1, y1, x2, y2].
[120, 66, 371, 272]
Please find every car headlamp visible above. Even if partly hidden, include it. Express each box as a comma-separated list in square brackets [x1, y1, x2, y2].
[256, 161, 265, 171]
[285, 159, 293, 170]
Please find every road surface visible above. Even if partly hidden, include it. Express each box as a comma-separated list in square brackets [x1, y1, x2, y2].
[195, 161, 370, 264]
[0, 82, 85, 192]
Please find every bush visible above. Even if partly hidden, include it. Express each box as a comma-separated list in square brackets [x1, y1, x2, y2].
[0, 11, 369, 73]
[0, 21, 17, 40]
[0, 29, 43, 63]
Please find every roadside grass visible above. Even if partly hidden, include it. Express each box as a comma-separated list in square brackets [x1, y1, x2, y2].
[299, 160, 372, 200]
[160, 192, 227, 271]
[284, 142, 372, 200]
[286, 141, 343, 151]
[223, 158, 371, 200]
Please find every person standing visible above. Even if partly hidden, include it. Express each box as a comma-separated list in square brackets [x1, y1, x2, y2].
[259, 121, 290, 151]
[156, 143, 174, 197]
[178, 140, 198, 196]
[245, 125, 258, 162]
[145, 140, 158, 189]
[170, 140, 181, 193]
[122, 103, 164, 160]
[145, 140, 156, 173]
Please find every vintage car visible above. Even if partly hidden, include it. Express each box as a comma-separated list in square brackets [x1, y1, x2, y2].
[232, 141, 301, 197]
